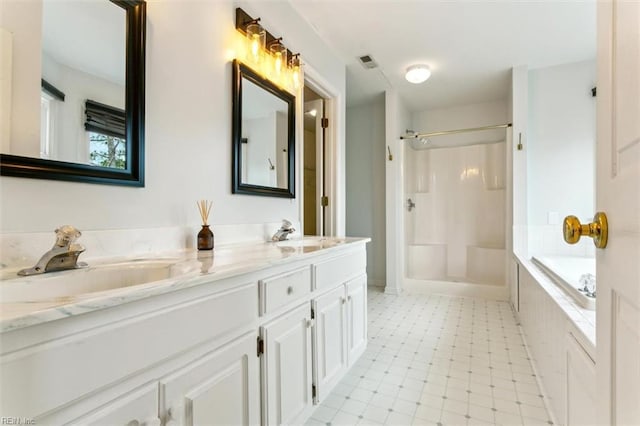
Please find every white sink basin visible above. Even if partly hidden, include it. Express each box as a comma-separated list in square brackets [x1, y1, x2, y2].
[0, 260, 197, 303]
[274, 238, 344, 249]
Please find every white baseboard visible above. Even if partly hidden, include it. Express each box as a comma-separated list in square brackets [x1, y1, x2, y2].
[367, 278, 385, 288]
[403, 278, 509, 300]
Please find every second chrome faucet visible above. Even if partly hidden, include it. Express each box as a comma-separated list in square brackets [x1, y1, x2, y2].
[271, 220, 295, 242]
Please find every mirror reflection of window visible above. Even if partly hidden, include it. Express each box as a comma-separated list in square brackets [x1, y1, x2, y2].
[84, 100, 126, 169]
[39, 92, 54, 159]
[39, 79, 65, 159]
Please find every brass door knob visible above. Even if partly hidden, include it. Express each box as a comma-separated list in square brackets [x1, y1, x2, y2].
[563, 212, 608, 248]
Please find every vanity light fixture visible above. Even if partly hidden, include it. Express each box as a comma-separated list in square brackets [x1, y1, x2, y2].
[405, 64, 431, 84]
[235, 8, 301, 92]
[269, 38, 287, 76]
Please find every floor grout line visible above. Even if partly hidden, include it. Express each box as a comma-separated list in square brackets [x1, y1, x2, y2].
[307, 289, 554, 426]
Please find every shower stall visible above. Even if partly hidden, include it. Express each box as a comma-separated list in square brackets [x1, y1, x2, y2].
[401, 124, 511, 293]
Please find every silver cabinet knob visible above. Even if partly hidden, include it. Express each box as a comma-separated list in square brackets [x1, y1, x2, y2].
[287, 286, 293, 295]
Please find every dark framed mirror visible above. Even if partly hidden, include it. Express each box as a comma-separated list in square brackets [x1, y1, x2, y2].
[0, 0, 146, 187]
[232, 60, 295, 198]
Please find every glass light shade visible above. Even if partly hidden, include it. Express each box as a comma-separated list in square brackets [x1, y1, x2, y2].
[290, 54, 301, 89]
[246, 23, 265, 62]
[270, 42, 288, 76]
[405, 65, 431, 84]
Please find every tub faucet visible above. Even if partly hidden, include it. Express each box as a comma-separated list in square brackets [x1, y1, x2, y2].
[17, 225, 88, 276]
[272, 219, 295, 242]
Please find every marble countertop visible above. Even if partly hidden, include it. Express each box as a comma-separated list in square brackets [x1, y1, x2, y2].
[0, 237, 369, 334]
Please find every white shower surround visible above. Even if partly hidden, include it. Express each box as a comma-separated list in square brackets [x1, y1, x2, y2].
[404, 141, 507, 287]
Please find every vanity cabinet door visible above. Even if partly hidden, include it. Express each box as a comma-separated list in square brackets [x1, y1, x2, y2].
[346, 275, 367, 366]
[312, 285, 347, 402]
[161, 331, 260, 426]
[261, 303, 313, 425]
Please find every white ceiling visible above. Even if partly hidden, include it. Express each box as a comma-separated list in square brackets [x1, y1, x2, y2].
[291, 0, 596, 111]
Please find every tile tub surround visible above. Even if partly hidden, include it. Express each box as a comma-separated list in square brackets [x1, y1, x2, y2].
[531, 256, 596, 310]
[0, 236, 367, 333]
[307, 290, 552, 426]
[516, 256, 596, 425]
[517, 256, 595, 350]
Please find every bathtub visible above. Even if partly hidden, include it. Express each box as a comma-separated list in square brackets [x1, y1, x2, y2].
[531, 256, 596, 310]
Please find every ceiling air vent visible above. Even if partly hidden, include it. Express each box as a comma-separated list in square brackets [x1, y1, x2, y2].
[358, 54, 378, 69]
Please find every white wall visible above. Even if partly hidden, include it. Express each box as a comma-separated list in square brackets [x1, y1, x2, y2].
[527, 60, 596, 257]
[0, 0, 346, 236]
[384, 90, 411, 294]
[243, 116, 277, 187]
[346, 94, 385, 286]
[0, 0, 41, 158]
[412, 100, 508, 144]
[512, 65, 529, 259]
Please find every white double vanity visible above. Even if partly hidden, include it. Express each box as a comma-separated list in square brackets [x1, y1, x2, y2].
[0, 237, 369, 425]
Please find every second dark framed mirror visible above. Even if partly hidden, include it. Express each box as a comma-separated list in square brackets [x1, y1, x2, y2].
[232, 60, 295, 198]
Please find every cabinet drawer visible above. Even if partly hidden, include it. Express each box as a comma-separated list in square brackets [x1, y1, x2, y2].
[69, 382, 159, 426]
[314, 250, 366, 291]
[259, 267, 311, 315]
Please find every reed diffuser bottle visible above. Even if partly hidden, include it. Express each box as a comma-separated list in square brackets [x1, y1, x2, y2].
[197, 200, 214, 250]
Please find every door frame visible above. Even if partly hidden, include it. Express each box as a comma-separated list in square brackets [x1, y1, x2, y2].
[302, 64, 340, 237]
[303, 98, 324, 235]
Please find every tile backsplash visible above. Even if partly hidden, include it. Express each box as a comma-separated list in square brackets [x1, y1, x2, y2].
[528, 224, 595, 258]
[0, 221, 300, 269]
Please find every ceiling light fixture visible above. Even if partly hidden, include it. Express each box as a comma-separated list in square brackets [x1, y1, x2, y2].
[405, 65, 431, 84]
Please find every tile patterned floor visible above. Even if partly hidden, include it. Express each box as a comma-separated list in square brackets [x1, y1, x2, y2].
[306, 289, 553, 426]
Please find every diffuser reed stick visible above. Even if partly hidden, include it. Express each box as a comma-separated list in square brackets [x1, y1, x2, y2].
[196, 200, 214, 250]
[197, 200, 212, 225]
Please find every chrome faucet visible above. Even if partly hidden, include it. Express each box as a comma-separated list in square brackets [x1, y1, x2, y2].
[271, 219, 295, 242]
[18, 225, 88, 276]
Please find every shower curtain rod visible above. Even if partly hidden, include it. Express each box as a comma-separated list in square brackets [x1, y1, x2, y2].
[400, 123, 512, 140]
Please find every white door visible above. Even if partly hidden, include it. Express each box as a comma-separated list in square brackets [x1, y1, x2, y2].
[303, 98, 324, 236]
[596, 1, 640, 424]
[346, 275, 368, 365]
[161, 332, 260, 426]
[261, 303, 313, 425]
[312, 285, 347, 402]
